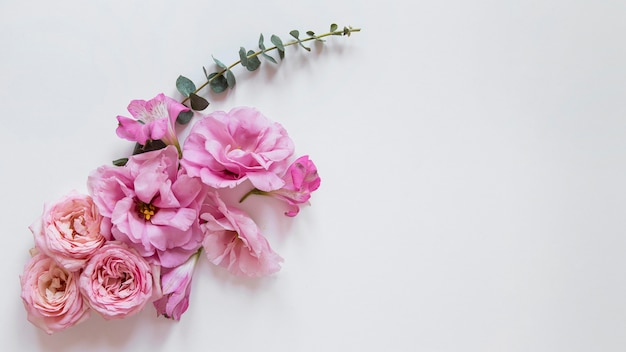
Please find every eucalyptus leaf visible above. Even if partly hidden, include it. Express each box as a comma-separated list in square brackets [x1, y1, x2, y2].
[176, 75, 196, 97]
[259, 33, 266, 50]
[212, 56, 227, 69]
[208, 72, 228, 93]
[330, 23, 338, 32]
[270, 34, 285, 51]
[176, 110, 194, 125]
[189, 93, 209, 110]
[239, 47, 248, 67]
[112, 158, 128, 166]
[290, 30, 310, 51]
[245, 50, 261, 71]
[261, 51, 277, 64]
[271, 34, 285, 59]
[225, 70, 236, 88]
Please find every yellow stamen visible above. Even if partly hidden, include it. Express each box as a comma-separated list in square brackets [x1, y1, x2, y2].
[137, 201, 157, 221]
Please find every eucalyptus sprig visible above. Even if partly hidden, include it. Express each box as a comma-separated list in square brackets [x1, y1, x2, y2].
[174, 23, 360, 121]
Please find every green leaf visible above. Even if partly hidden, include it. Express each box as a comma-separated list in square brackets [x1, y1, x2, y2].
[271, 34, 285, 59]
[245, 50, 261, 71]
[176, 75, 196, 97]
[225, 70, 236, 88]
[189, 93, 209, 111]
[343, 26, 350, 36]
[270, 34, 284, 51]
[261, 51, 277, 64]
[208, 72, 228, 93]
[330, 23, 338, 32]
[290, 29, 310, 51]
[176, 110, 194, 125]
[239, 47, 248, 67]
[112, 158, 128, 166]
[213, 56, 227, 69]
[306, 30, 325, 42]
[259, 33, 266, 50]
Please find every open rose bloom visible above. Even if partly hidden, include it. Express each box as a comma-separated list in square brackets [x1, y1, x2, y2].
[20, 253, 90, 334]
[29, 191, 106, 272]
[79, 241, 157, 319]
[181, 107, 294, 192]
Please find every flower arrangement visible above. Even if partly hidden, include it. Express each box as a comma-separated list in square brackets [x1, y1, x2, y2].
[19, 23, 360, 334]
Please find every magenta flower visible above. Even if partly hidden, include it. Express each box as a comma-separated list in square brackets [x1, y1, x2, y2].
[242, 155, 321, 216]
[79, 241, 155, 320]
[20, 252, 91, 334]
[200, 192, 283, 277]
[29, 191, 107, 271]
[153, 250, 200, 320]
[87, 145, 206, 268]
[116, 93, 189, 151]
[181, 107, 294, 192]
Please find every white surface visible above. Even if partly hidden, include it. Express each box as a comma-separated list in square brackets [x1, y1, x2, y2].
[2, 0, 626, 351]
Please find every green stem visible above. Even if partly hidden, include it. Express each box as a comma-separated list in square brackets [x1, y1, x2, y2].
[181, 27, 361, 105]
[239, 188, 269, 203]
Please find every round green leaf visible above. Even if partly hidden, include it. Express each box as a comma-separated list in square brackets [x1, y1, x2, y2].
[209, 73, 228, 93]
[176, 75, 196, 97]
[176, 110, 194, 125]
[189, 93, 209, 111]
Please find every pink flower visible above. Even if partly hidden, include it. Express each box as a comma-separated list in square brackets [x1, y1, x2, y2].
[153, 250, 200, 320]
[29, 191, 106, 272]
[241, 155, 321, 216]
[87, 145, 206, 268]
[181, 107, 294, 192]
[79, 241, 155, 320]
[116, 93, 188, 150]
[201, 192, 283, 277]
[20, 252, 90, 334]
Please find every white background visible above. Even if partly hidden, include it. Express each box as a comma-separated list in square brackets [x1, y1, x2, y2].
[2, 0, 626, 351]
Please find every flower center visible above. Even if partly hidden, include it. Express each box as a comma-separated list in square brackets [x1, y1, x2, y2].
[137, 201, 158, 221]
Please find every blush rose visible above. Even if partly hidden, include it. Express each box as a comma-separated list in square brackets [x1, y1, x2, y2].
[20, 252, 91, 334]
[79, 241, 156, 320]
[29, 191, 106, 272]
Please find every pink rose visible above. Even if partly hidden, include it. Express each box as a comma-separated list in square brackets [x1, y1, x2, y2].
[241, 155, 321, 216]
[29, 191, 106, 272]
[116, 93, 188, 151]
[20, 252, 90, 334]
[87, 146, 206, 268]
[153, 250, 200, 320]
[79, 241, 155, 320]
[201, 192, 283, 277]
[181, 107, 294, 192]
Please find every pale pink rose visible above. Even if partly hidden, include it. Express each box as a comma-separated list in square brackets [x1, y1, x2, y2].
[87, 146, 206, 268]
[79, 241, 155, 320]
[153, 250, 200, 320]
[201, 192, 283, 277]
[29, 191, 106, 272]
[116, 93, 188, 150]
[20, 252, 90, 334]
[241, 155, 321, 216]
[181, 107, 295, 192]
